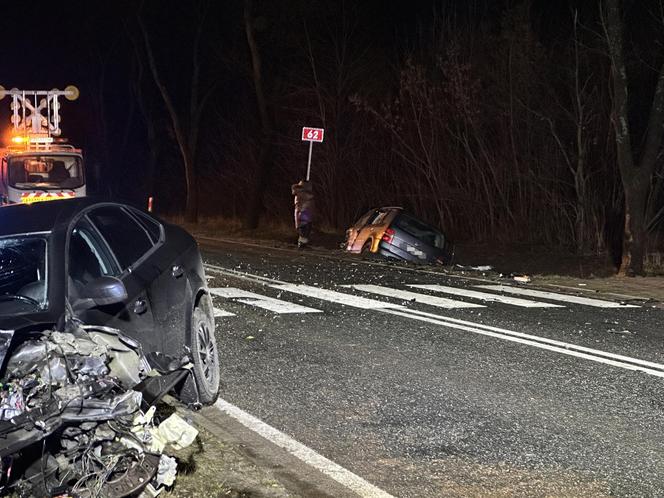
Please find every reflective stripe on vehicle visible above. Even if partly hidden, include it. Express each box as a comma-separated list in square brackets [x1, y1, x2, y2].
[20, 191, 76, 204]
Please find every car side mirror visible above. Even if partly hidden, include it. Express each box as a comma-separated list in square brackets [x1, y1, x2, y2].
[72, 276, 128, 312]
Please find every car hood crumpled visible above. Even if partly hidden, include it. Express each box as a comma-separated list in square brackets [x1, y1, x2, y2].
[0, 322, 195, 497]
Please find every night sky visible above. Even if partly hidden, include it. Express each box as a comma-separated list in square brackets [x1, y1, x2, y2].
[0, 1, 575, 158]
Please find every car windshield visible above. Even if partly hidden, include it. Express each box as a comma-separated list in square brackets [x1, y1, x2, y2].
[394, 214, 446, 249]
[8, 154, 84, 189]
[0, 235, 48, 315]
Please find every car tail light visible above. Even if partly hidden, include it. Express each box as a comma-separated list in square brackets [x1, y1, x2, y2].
[382, 228, 395, 243]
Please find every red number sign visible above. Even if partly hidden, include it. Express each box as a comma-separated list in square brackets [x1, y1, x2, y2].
[302, 127, 324, 143]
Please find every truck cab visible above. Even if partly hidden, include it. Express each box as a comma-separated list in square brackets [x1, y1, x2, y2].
[0, 86, 85, 205]
[1, 147, 85, 204]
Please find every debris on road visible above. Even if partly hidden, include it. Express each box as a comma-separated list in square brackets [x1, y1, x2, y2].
[150, 413, 199, 452]
[513, 275, 532, 283]
[455, 264, 493, 272]
[607, 329, 636, 336]
[0, 323, 197, 497]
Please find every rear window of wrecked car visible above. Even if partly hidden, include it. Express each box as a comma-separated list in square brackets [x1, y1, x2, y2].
[87, 206, 154, 271]
[368, 210, 390, 225]
[394, 214, 446, 248]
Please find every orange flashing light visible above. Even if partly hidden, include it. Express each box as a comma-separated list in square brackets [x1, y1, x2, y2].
[11, 136, 27, 144]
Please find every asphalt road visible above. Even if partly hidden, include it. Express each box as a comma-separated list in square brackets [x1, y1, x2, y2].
[200, 238, 664, 498]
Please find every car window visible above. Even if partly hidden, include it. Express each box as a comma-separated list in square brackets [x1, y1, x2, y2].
[394, 214, 446, 248]
[129, 209, 163, 245]
[87, 206, 154, 272]
[69, 217, 119, 291]
[369, 210, 390, 226]
[355, 210, 375, 228]
[0, 234, 48, 315]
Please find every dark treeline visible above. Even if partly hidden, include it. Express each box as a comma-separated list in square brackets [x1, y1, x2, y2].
[2, 0, 663, 274]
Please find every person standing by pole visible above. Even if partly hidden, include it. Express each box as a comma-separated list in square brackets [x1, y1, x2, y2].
[291, 179, 314, 248]
[292, 127, 322, 248]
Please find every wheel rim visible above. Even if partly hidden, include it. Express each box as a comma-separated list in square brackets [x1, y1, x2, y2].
[197, 320, 217, 385]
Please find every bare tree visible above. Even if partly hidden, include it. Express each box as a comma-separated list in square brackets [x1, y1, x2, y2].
[125, 22, 159, 203]
[602, 0, 664, 275]
[137, 2, 214, 222]
[525, 11, 600, 254]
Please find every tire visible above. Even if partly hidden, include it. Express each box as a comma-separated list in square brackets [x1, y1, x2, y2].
[180, 295, 220, 405]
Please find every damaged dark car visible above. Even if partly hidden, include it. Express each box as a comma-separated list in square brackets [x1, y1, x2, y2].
[0, 198, 219, 496]
[345, 207, 454, 265]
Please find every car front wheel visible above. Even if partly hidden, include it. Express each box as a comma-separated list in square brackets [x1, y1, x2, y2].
[180, 295, 220, 404]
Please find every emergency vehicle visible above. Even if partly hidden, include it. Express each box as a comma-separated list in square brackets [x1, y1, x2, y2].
[0, 86, 84, 204]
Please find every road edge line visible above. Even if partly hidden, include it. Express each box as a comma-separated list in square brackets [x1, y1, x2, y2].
[382, 309, 664, 378]
[213, 398, 395, 498]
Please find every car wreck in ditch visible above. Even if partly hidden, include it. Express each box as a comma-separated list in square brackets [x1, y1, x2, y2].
[0, 199, 219, 496]
[345, 207, 454, 265]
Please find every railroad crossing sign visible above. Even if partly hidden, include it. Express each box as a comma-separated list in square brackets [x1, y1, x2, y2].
[301, 126, 324, 180]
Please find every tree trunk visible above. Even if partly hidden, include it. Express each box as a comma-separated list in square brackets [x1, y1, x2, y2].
[137, 9, 205, 223]
[184, 153, 199, 222]
[574, 175, 586, 255]
[603, 0, 664, 276]
[244, 0, 273, 229]
[620, 177, 649, 275]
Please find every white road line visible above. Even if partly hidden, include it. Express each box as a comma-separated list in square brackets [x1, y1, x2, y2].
[205, 263, 287, 285]
[213, 307, 236, 318]
[400, 308, 664, 372]
[204, 263, 660, 377]
[477, 285, 639, 308]
[348, 284, 484, 309]
[384, 309, 664, 378]
[409, 284, 563, 308]
[272, 284, 404, 310]
[210, 287, 322, 314]
[214, 398, 395, 498]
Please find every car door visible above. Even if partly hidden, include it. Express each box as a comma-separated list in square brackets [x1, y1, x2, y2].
[78, 205, 162, 353]
[127, 208, 189, 358]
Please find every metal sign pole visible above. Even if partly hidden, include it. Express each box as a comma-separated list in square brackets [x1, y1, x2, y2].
[306, 140, 313, 181]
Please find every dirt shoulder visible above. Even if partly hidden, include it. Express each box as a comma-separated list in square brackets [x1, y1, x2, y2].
[163, 401, 352, 498]
[161, 401, 304, 498]
[453, 242, 664, 303]
[163, 423, 294, 498]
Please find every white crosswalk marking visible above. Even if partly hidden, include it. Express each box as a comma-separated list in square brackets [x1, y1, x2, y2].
[271, 284, 404, 309]
[476, 285, 639, 308]
[347, 284, 484, 309]
[210, 288, 322, 314]
[408, 284, 563, 308]
[213, 307, 236, 318]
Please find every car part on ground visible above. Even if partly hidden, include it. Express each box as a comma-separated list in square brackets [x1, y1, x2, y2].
[0, 322, 199, 497]
[345, 207, 454, 265]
